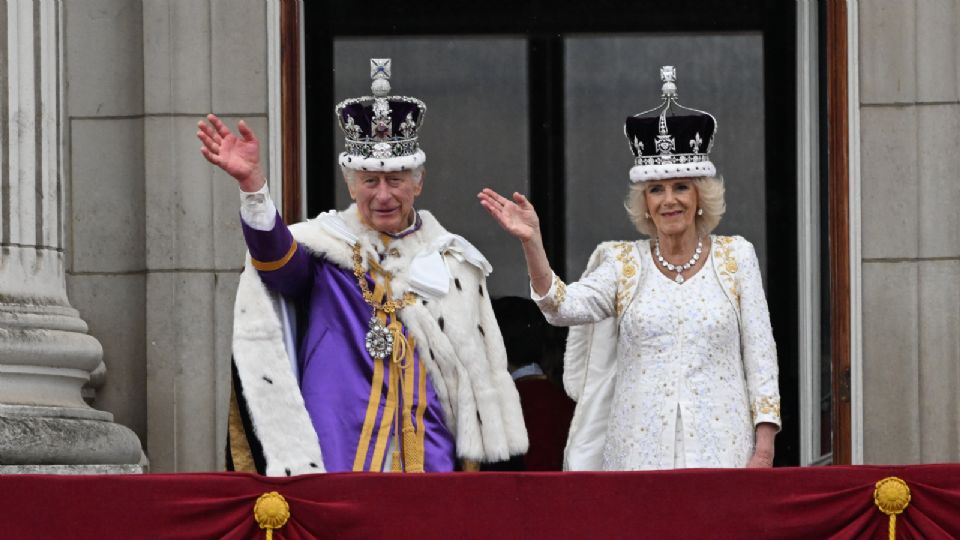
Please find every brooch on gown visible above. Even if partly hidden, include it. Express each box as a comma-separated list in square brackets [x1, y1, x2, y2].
[352, 243, 416, 360]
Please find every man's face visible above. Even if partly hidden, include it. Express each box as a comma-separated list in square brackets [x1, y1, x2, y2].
[348, 170, 423, 233]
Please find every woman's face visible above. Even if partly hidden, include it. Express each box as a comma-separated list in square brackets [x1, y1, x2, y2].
[644, 178, 699, 237]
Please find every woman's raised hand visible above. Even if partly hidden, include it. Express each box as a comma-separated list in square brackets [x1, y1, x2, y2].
[479, 188, 553, 295]
[477, 189, 541, 243]
[197, 114, 264, 192]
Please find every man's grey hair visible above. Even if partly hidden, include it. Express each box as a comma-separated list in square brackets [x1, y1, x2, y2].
[341, 164, 425, 186]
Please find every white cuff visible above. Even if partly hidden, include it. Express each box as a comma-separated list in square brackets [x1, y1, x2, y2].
[239, 183, 277, 231]
[529, 275, 557, 302]
[751, 396, 782, 431]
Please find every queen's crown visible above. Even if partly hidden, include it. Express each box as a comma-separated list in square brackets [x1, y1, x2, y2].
[624, 66, 718, 183]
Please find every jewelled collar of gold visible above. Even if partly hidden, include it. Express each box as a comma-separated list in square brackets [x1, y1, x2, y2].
[352, 243, 416, 359]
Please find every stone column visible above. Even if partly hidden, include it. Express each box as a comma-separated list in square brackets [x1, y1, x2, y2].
[0, 0, 142, 473]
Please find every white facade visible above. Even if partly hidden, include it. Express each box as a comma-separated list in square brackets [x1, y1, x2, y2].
[2, 0, 957, 472]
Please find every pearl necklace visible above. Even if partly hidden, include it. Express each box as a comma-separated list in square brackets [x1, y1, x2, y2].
[654, 237, 703, 284]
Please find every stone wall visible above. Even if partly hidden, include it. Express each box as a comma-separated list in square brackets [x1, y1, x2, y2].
[63, 0, 147, 453]
[858, 0, 960, 463]
[63, 0, 270, 472]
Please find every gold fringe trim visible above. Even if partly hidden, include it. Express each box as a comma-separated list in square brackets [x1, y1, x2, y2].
[401, 334, 424, 472]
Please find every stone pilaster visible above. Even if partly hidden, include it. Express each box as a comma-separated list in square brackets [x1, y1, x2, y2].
[0, 0, 142, 472]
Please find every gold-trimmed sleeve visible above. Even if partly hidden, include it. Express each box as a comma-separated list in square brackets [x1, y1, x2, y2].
[251, 239, 299, 272]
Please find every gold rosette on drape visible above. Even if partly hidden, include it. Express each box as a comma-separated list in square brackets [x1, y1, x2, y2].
[874, 477, 910, 540]
[254, 491, 290, 539]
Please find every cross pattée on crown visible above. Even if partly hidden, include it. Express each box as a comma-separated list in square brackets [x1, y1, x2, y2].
[660, 65, 677, 97]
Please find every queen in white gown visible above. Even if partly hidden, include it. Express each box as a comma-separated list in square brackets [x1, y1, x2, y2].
[478, 66, 781, 470]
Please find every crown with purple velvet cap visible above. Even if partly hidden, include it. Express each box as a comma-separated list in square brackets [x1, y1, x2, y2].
[625, 66, 718, 183]
[335, 58, 427, 173]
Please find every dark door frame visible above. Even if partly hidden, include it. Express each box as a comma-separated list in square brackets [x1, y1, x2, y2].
[824, 0, 852, 465]
[279, 0, 302, 224]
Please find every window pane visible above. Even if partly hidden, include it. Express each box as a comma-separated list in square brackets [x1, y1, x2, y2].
[564, 34, 767, 283]
[333, 38, 530, 296]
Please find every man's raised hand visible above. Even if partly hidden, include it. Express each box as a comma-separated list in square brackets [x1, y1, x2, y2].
[197, 114, 265, 192]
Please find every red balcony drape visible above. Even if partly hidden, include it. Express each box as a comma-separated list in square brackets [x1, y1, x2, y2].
[3, 465, 960, 539]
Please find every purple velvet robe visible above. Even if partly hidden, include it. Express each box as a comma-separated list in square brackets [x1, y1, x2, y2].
[241, 213, 456, 472]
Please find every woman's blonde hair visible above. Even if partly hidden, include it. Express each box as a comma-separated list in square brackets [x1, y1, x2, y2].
[624, 176, 726, 237]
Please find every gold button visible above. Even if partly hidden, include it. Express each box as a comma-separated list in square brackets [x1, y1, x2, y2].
[388, 248, 400, 257]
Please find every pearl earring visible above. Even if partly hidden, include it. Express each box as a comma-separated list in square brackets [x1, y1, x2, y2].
[644, 212, 650, 219]
[697, 208, 703, 216]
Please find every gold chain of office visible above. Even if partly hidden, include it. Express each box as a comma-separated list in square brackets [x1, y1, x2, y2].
[352, 243, 417, 314]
